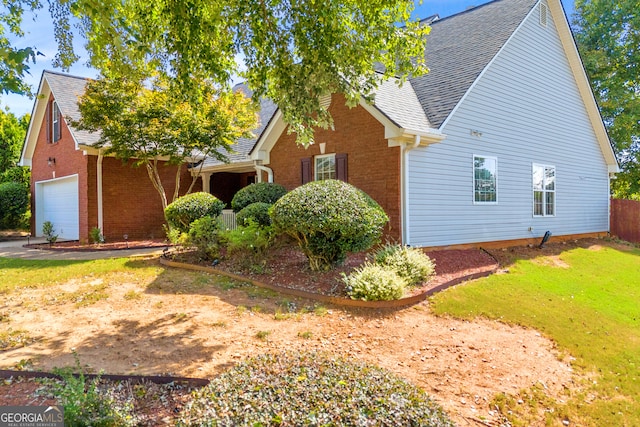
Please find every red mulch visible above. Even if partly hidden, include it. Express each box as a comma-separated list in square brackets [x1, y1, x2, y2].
[209, 244, 499, 298]
[26, 239, 169, 251]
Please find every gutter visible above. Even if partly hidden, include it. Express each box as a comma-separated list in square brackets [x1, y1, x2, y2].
[401, 134, 422, 245]
[97, 150, 104, 234]
[254, 163, 274, 183]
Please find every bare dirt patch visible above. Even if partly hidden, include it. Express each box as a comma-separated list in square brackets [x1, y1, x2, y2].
[0, 243, 581, 425]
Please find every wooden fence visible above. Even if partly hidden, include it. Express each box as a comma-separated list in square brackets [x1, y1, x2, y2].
[610, 199, 640, 244]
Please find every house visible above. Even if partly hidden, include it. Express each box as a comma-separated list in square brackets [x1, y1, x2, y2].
[21, 0, 618, 248]
[240, 0, 618, 247]
[19, 71, 201, 241]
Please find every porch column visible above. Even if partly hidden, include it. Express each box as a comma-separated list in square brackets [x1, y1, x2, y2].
[201, 173, 212, 193]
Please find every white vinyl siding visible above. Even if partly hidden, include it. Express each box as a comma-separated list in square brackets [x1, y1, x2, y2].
[406, 2, 609, 247]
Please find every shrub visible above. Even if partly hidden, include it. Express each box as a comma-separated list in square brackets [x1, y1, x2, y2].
[181, 351, 454, 427]
[236, 202, 272, 227]
[51, 354, 134, 426]
[374, 244, 436, 286]
[0, 165, 30, 187]
[222, 220, 275, 273]
[271, 180, 388, 271]
[164, 192, 225, 233]
[42, 221, 58, 245]
[90, 227, 105, 244]
[187, 216, 222, 260]
[0, 181, 29, 229]
[230, 182, 287, 212]
[343, 263, 407, 301]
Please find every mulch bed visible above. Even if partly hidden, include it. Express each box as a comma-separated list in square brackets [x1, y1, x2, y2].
[174, 243, 499, 299]
[25, 239, 169, 251]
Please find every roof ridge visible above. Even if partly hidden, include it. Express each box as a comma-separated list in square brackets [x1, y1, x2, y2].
[43, 69, 92, 81]
[430, 0, 504, 24]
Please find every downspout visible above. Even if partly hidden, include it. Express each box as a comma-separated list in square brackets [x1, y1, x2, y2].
[254, 163, 274, 183]
[97, 150, 104, 234]
[402, 135, 421, 245]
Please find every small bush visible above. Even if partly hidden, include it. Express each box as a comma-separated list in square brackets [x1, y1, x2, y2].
[187, 216, 222, 260]
[164, 192, 225, 233]
[236, 202, 272, 227]
[343, 263, 407, 301]
[51, 354, 133, 426]
[222, 221, 275, 273]
[230, 182, 287, 212]
[181, 351, 454, 426]
[374, 244, 436, 286]
[0, 181, 29, 229]
[90, 227, 105, 244]
[42, 221, 58, 245]
[271, 180, 388, 271]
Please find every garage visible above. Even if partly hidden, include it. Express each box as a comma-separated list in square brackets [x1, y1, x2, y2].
[35, 175, 79, 240]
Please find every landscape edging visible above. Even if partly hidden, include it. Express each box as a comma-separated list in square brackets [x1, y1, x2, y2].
[159, 257, 498, 309]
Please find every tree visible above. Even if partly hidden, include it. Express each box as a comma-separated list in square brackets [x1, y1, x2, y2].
[73, 73, 258, 209]
[0, 109, 28, 172]
[69, 0, 430, 146]
[573, 1, 640, 199]
[0, 0, 77, 95]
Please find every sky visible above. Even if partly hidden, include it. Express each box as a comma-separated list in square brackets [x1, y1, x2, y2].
[1, 0, 576, 117]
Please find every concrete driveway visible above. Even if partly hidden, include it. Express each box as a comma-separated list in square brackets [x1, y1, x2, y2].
[0, 238, 165, 260]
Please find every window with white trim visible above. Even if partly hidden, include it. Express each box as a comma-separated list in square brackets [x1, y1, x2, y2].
[52, 101, 61, 143]
[533, 164, 555, 216]
[315, 154, 336, 181]
[473, 155, 497, 203]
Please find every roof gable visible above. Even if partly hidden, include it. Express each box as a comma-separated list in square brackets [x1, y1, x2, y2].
[19, 71, 98, 166]
[410, 0, 539, 128]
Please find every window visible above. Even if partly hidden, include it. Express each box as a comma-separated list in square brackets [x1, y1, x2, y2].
[473, 155, 497, 203]
[51, 101, 61, 143]
[533, 164, 555, 216]
[315, 154, 336, 181]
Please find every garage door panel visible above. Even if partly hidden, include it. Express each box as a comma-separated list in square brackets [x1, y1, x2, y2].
[37, 175, 79, 240]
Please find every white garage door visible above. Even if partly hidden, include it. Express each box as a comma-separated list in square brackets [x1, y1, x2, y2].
[36, 175, 79, 240]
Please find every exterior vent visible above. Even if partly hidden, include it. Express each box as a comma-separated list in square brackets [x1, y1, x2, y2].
[319, 94, 332, 109]
[540, 3, 548, 27]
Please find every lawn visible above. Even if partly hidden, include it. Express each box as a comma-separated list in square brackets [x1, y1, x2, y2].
[430, 242, 640, 426]
[0, 253, 572, 425]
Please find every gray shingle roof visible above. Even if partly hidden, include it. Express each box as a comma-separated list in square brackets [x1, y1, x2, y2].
[372, 78, 432, 131]
[410, 0, 539, 128]
[44, 70, 101, 146]
[43, 0, 538, 161]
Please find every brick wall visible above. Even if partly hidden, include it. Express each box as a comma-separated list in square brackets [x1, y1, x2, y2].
[96, 156, 201, 241]
[30, 94, 90, 240]
[266, 95, 402, 241]
[30, 92, 204, 241]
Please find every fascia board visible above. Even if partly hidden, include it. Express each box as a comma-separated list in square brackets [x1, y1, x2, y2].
[547, 0, 619, 171]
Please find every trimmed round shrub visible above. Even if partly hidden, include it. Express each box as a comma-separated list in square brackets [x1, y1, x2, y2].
[181, 351, 454, 426]
[0, 181, 29, 229]
[230, 182, 287, 212]
[188, 216, 222, 260]
[374, 244, 436, 286]
[343, 263, 407, 301]
[164, 192, 225, 232]
[236, 202, 272, 227]
[271, 180, 388, 271]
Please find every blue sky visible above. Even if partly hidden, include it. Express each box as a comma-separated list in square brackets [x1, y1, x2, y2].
[1, 0, 576, 117]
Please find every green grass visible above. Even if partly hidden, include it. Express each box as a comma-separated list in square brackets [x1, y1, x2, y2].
[0, 257, 162, 293]
[430, 245, 640, 426]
